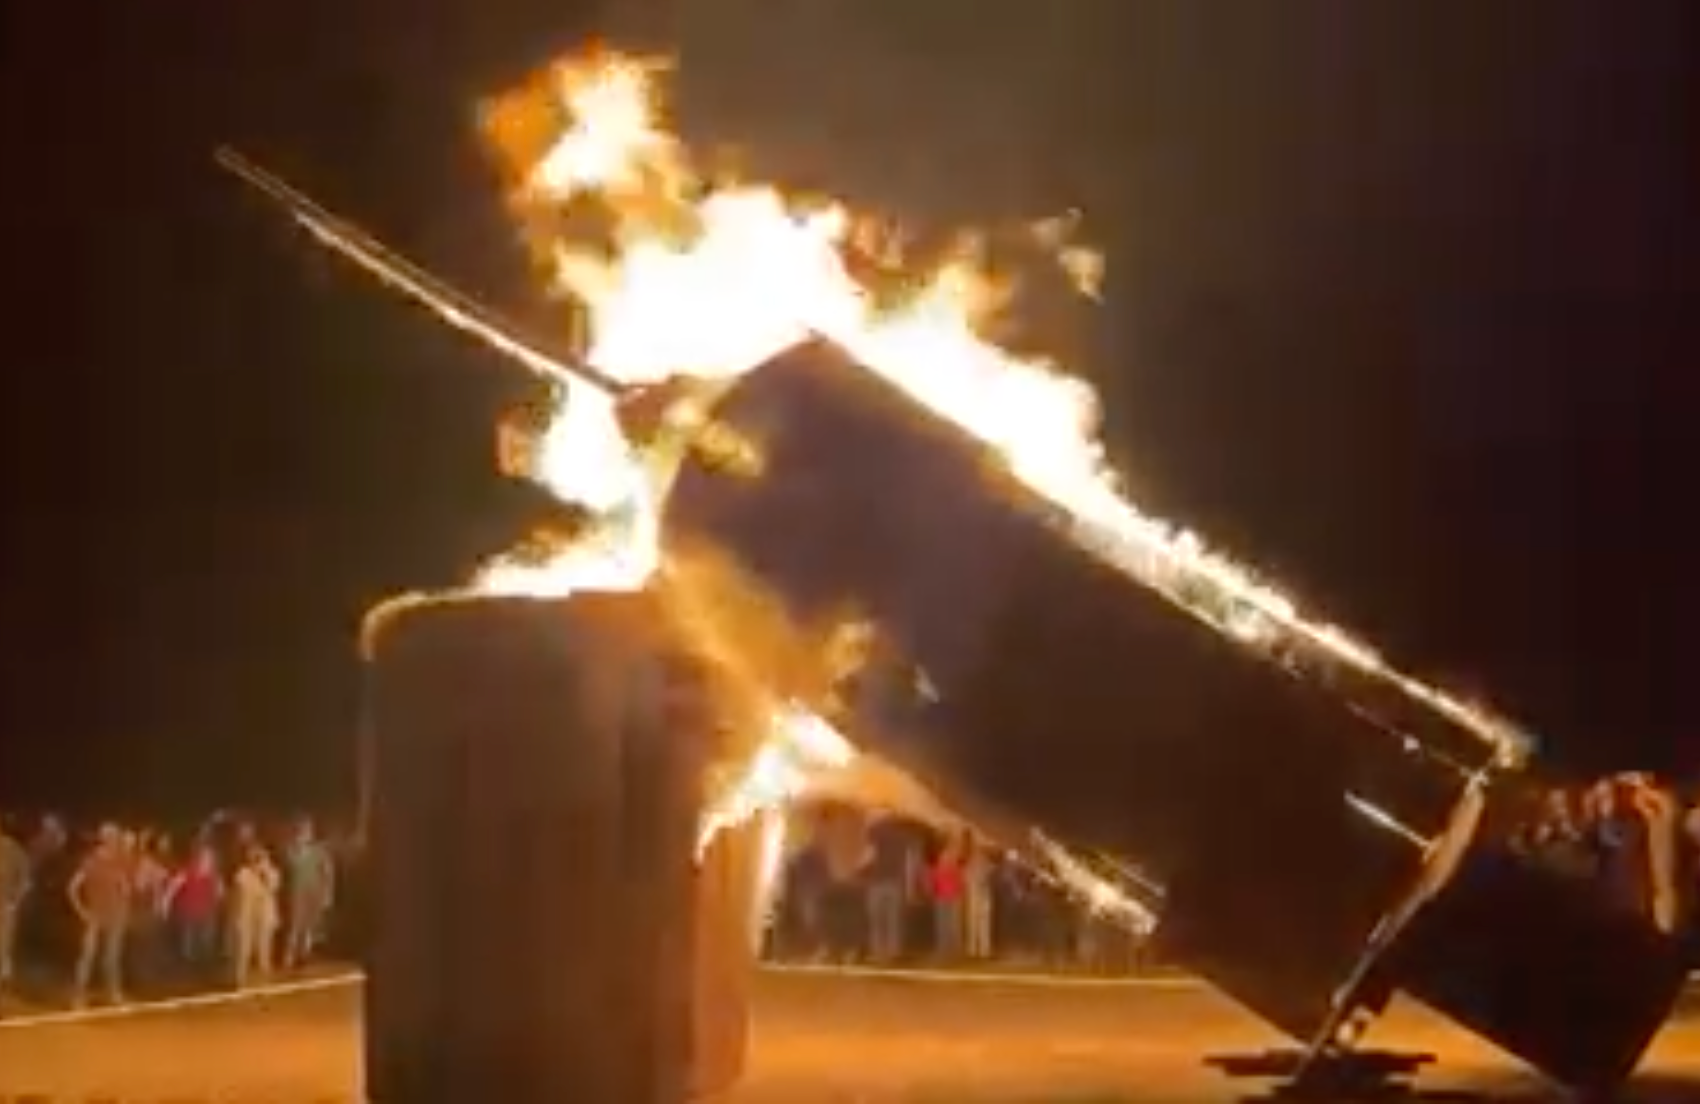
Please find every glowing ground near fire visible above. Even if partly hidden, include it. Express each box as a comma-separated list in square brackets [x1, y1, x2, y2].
[224, 49, 1540, 945]
[5, 974, 1700, 1102]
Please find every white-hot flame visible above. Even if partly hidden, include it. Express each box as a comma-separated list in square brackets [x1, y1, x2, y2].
[699, 705, 857, 855]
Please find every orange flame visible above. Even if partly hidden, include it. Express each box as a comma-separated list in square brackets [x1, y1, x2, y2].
[409, 50, 1537, 929]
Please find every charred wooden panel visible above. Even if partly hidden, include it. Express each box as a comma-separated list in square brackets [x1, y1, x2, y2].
[662, 344, 1471, 1038]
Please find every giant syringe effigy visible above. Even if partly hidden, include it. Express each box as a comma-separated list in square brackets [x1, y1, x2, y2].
[224, 50, 1688, 1099]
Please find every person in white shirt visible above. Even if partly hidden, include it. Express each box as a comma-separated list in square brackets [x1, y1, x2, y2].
[282, 820, 335, 970]
[229, 847, 281, 988]
[127, 835, 171, 989]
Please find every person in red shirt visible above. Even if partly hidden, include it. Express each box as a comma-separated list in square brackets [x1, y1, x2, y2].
[164, 846, 224, 978]
[928, 836, 966, 961]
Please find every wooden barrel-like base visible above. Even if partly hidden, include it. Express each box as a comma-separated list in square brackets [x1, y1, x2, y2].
[362, 592, 753, 1104]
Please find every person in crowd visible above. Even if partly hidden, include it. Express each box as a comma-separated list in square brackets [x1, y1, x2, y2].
[1526, 787, 1598, 880]
[282, 818, 335, 969]
[126, 832, 172, 990]
[0, 815, 29, 990]
[1681, 791, 1700, 951]
[904, 832, 934, 955]
[67, 823, 133, 1006]
[928, 834, 966, 961]
[989, 858, 1034, 964]
[1584, 778, 1651, 920]
[323, 827, 368, 960]
[963, 834, 995, 961]
[24, 815, 72, 979]
[818, 806, 872, 963]
[164, 844, 224, 975]
[220, 819, 260, 961]
[229, 846, 281, 989]
[1683, 790, 1700, 881]
[1625, 778, 1684, 934]
[1023, 873, 1075, 968]
[863, 811, 912, 963]
[782, 825, 826, 960]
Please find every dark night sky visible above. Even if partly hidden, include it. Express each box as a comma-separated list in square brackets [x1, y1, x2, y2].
[0, 2, 1694, 814]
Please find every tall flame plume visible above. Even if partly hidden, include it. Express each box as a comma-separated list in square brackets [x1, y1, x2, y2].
[476, 50, 1529, 770]
[226, 48, 1535, 939]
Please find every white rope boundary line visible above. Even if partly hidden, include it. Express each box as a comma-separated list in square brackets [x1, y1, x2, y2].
[0, 965, 1195, 1030]
[764, 962, 1203, 988]
[3, 963, 1695, 1031]
[0, 972, 364, 1030]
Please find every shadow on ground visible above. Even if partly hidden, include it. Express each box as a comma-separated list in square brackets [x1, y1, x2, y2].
[1467, 1072, 1700, 1104]
[874, 1072, 1700, 1104]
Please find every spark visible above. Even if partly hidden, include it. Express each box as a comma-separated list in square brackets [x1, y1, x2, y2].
[1026, 830, 1159, 936]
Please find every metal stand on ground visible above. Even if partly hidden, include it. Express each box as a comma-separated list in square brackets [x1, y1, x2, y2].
[1207, 1048, 1438, 1102]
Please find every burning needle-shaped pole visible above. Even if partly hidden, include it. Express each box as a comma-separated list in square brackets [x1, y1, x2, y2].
[213, 145, 623, 399]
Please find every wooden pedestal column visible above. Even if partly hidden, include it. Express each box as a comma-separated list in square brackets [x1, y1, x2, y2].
[361, 592, 751, 1104]
[690, 825, 760, 1100]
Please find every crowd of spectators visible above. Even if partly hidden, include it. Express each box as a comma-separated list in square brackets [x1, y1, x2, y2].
[766, 801, 1150, 973]
[1505, 772, 1700, 937]
[0, 812, 351, 1009]
[0, 800, 1149, 1013]
[772, 773, 1700, 971]
[3, 773, 1696, 1011]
